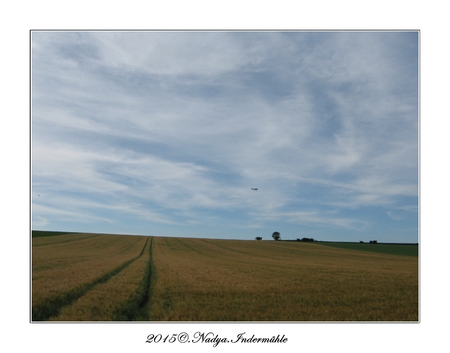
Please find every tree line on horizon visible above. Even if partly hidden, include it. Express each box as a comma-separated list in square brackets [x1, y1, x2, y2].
[254, 232, 316, 242]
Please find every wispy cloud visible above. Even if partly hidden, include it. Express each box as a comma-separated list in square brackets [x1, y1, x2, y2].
[32, 31, 418, 242]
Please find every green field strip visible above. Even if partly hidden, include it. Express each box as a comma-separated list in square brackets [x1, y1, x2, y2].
[318, 242, 419, 257]
[32, 230, 77, 238]
[112, 237, 154, 321]
[32, 237, 150, 321]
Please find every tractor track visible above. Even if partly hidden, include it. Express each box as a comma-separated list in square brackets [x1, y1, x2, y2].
[113, 237, 154, 321]
[32, 237, 151, 321]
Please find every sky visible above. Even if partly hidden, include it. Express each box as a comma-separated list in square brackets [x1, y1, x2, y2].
[31, 31, 419, 243]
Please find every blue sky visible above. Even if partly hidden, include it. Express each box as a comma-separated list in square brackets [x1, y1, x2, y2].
[31, 31, 419, 242]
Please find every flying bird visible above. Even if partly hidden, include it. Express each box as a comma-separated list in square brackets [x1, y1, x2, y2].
[251, 188, 258, 190]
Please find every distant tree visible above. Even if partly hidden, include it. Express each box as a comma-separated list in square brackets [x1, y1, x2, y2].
[255, 237, 262, 241]
[272, 231, 281, 241]
[301, 237, 315, 242]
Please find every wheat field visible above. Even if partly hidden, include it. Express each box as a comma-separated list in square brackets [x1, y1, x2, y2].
[149, 237, 418, 321]
[31, 233, 418, 321]
[32, 233, 149, 320]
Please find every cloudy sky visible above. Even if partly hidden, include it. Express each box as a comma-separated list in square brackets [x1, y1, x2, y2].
[31, 31, 418, 242]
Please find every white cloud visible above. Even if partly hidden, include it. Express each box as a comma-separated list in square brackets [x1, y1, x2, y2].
[90, 31, 266, 76]
[32, 203, 114, 224]
[31, 31, 418, 241]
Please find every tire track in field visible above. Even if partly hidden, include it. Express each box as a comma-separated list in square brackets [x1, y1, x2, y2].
[32, 237, 150, 321]
[113, 237, 154, 321]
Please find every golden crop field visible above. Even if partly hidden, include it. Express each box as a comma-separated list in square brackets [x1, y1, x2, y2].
[149, 237, 418, 321]
[32, 233, 150, 321]
[31, 233, 418, 321]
